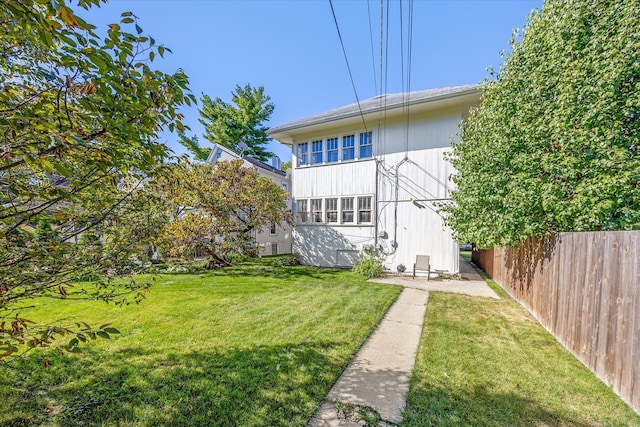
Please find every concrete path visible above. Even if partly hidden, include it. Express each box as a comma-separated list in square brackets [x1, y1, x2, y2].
[308, 258, 497, 426]
[369, 258, 500, 299]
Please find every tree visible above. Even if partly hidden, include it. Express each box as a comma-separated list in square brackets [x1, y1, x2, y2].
[156, 160, 291, 267]
[280, 161, 292, 172]
[177, 131, 211, 161]
[0, 0, 193, 357]
[442, 0, 640, 248]
[198, 84, 275, 161]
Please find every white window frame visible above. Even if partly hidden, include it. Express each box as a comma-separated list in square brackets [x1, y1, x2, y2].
[359, 131, 373, 159]
[327, 137, 339, 163]
[341, 197, 354, 224]
[325, 198, 338, 223]
[297, 142, 309, 166]
[357, 196, 372, 223]
[311, 140, 323, 165]
[342, 134, 355, 161]
[297, 199, 308, 223]
[311, 199, 323, 223]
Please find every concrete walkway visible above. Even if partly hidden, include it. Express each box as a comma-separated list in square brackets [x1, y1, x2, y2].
[308, 258, 497, 426]
[369, 257, 500, 300]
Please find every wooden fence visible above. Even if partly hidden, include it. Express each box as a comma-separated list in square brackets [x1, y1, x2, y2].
[472, 231, 639, 414]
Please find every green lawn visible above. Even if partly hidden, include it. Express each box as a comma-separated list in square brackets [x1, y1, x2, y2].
[403, 280, 640, 426]
[0, 257, 401, 426]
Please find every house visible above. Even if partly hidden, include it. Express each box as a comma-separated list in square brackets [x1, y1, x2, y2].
[268, 85, 479, 274]
[206, 144, 292, 256]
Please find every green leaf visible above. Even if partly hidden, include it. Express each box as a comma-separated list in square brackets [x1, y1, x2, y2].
[68, 135, 88, 145]
[39, 158, 53, 173]
[52, 161, 73, 178]
[96, 331, 111, 339]
[68, 337, 79, 351]
[23, 153, 36, 164]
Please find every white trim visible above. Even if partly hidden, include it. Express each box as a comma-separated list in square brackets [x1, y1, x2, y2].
[293, 129, 376, 169]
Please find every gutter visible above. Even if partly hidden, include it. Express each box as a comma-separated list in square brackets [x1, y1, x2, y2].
[268, 87, 479, 138]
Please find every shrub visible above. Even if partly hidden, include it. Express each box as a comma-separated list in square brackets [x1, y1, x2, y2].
[353, 255, 384, 278]
[225, 252, 251, 265]
[278, 254, 300, 266]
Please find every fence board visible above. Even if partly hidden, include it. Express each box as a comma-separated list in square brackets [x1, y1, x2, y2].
[472, 230, 640, 414]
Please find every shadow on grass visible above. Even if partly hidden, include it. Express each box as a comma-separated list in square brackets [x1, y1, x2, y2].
[1, 341, 344, 427]
[402, 383, 593, 427]
[154, 257, 349, 282]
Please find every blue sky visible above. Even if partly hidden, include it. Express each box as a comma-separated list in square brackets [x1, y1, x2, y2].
[79, 0, 543, 161]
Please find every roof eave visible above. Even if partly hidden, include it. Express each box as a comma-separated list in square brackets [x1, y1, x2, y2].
[268, 86, 479, 146]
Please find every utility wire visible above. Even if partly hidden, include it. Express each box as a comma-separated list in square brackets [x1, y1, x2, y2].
[367, 0, 378, 95]
[405, 0, 415, 155]
[399, 0, 409, 155]
[328, 0, 367, 132]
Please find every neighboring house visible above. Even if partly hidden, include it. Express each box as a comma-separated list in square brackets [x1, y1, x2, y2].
[206, 144, 292, 256]
[268, 85, 479, 274]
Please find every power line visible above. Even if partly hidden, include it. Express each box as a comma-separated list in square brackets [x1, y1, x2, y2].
[328, 0, 368, 132]
[401, 0, 415, 156]
[367, 0, 378, 95]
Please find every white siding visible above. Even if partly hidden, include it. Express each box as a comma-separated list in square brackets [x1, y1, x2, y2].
[293, 160, 376, 197]
[289, 110, 464, 272]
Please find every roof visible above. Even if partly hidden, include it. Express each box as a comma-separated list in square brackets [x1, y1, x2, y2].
[268, 84, 479, 136]
[243, 155, 286, 176]
[206, 143, 286, 177]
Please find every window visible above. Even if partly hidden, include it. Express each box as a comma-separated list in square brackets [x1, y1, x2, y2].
[270, 223, 277, 234]
[327, 137, 338, 163]
[297, 199, 308, 223]
[326, 198, 338, 223]
[311, 140, 323, 164]
[341, 197, 354, 223]
[358, 196, 372, 223]
[297, 142, 308, 166]
[359, 131, 373, 158]
[342, 135, 355, 161]
[311, 199, 323, 223]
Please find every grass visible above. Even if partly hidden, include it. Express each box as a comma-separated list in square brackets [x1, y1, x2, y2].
[0, 256, 401, 426]
[403, 278, 640, 426]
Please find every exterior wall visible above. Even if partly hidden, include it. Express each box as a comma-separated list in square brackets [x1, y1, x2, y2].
[207, 145, 292, 256]
[290, 109, 463, 272]
[291, 160, 376, 266]
[254, 169, 292, 256]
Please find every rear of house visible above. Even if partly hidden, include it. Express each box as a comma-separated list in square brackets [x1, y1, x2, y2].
[269, 85, 479, 274]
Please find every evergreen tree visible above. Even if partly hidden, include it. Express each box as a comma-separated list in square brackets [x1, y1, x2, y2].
[198, 84, 275, 161]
